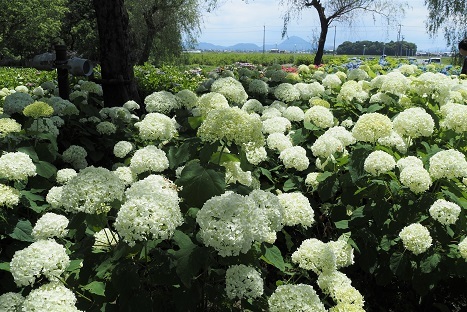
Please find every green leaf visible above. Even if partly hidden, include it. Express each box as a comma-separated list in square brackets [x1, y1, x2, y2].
[17, 146, 39, 162]
[176, 160, 225, 208]
[82, 281, 106, 296]
[365, 103, 384, 113]
[260, 243, 285, 272]
[389, 251, 410, 278]
[188, 116, 204, 129]
[210, 152, 240, 164]
[35, 160, 57, 178]
[0, 262, 10, 272]
[167, 142, 192, 169]
[420, 253, 441, 273]
[9, 220, 34, 242]
[260, 168, 274, 183]
[334, 220, 349, 229]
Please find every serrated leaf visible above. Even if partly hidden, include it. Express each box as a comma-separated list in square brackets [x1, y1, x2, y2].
[35, 160, 57, 178]
[167, 143, 192, 169]
[260, 243, 285, 272]
[420, 253, 441, 273]
[9, 220, 34, 242]
[176, 160, 225, 208]
[82, 281, 105, 296]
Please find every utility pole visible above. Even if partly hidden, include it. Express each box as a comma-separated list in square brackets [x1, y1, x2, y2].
[333, 25, 336, 55]
[263, 25, 265, 54]
[396, 24, 402, 57]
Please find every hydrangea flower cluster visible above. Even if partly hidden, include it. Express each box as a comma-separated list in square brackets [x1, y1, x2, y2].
[304, 105, 334, 129]
[0, 151, 36, 181]
[3, 92, 34, 115]
[277, 192, 315, 228]
[195, 92, 230, 116]
[282, 106, 305, 122]
[144, 90, 181, 114]
[363, 150, 396, 176]
[96, 121, 117, 135]
[396, 156, 424, 171]
[274, 83, 300, 103]
[46, 186, 63, 209]
[248, 79, 269, 97]
[198, 107, 265, 148]
[225, 264, 263, 299]
[223, 161, 253, 186]
[399, 165, 432, 194]
[266, 132, 293, 152]
[0, 183, 20, 208]
[337, 80, 369, 103]
[279, 146, 310, 171]
[262, 116, 292, 134]
[393, 107, 434, 139]
[31, 212, 69, 240]
[347, 68, 369, 81]
[305, 172, 321, 189]
[311, 134, 344, 159]
[439, 103, 467, 133]
[322, 73, 343, 90]
[129, 145, 169, 175]
[134, 112, 178, 142]
[45, 96, 79, 116]
[23, 101, 54, 118]
[295, 82, 325, 100]
[113, 166, 135, 186]
[268, 284, 326, 312]
[429, 199, 461, 225]
[113, 140, 134, 158]
[292, 238, 336, 274]
[60, 166, 125, 214]
[115, 175, 182, 246]
[0, 292, 24, 312]
[352, 113, 393, 143]
[21, 282, 82, 312]
[378, 71, 411, 96]
[243, 142, 267, 165]
[55, 168, 77, 185]
[399, 223, 432, 255]
[197, 191, 284, 256]
[377, 131, 408, 153]
[458, 237, 467, 260]
[211, 76, 248, 105]
[175, 89, 198, 109]
[10, 239, 70, 287]
[242, 99, 264, 114]
[428, 149, 467, 180]
[317, 271, 365, 308]
[0, 117, 22, 137]
[62, 145, 88, 170]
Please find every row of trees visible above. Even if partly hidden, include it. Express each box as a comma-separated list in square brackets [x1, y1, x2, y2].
[336, 40, 418, 57]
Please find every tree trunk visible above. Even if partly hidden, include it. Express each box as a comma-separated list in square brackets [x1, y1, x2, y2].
[93, 0, 141, 106]
[313, 3, 329, 66]
[138, 11, 158, 65]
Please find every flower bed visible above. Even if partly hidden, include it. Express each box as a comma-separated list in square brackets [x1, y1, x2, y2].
[0, 60, 466, 311]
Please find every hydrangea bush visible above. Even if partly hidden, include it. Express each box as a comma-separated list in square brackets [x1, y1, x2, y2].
[0, 59, 466, 312]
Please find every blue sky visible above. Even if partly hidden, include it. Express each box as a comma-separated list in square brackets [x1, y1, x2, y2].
[198, 0, 449, 52]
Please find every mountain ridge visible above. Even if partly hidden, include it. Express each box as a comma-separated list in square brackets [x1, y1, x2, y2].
[194, 36, 311, 52]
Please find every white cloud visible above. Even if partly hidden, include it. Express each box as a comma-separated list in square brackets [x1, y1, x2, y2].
[198, 0, 448, 51]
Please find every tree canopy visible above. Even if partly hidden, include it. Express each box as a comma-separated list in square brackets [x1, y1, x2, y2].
[279, 0, 408, 65]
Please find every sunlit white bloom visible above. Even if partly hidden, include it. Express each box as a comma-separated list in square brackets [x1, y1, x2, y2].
[322, 73, 343, 90]
[352, 113, 393, 143]
[295, 82, 325, 100]
[123, 100, 140, 111]
[347, 68, 369, 81]
[243, 142, 268, 165]
[277, 192, 315, 228]
[0, 183, 20, 208]
[311, 134, 344, 159]
[0, 292, 24, 312]
[113, 140, 134, 158]
[31, 213, 69, 240]
[224, 161, 253, 186]
[393, 107, 434, 138]
[292, 238, 336, 274]
[211, 76, 248, 105]
[305, 172, 321, 189]
[130, 145, 169, 175]
[304, 105, 334, 129]
[283, 106, 305, 121]
[55, 168, 77, 185]
[439, 102, 467, 133]
[134, 112, 178, 142]
[274, 83, 300, 103]
[113, 166, 135, 186]
[323, 126, 356, 147]
[458, 237, 467, 260]
[248, 79, 269, 96]
[262, 116, 292, 134]
[21, 282, 82, 312]
[317, 271, 364, 307]
[399, 166, 432, 194]
[175, 89, 198, 109]
[242, 99, 264, 114]
[268, 284, 326, 312]
[429, 199, 461, 225]
[0, 117, 22, 137]
[261, 107, 282, 120]
[93, 228, 119, 251]
[279, 146, 310, 171]
[377, 131, 408, 154]
[429, 149, 467, 180]
[0, 151, 36, 181]
[379, 71, 411, 96]
[144, 90, 181, 114]
[337, 80, 369, 103]
[399, 223, 432, 255]
[267, 132, 293, 152]
[364, 150, 396, 176]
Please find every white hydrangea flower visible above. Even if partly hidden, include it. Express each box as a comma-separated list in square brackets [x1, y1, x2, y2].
[3, 92, 34, 115]
[113, 166, 135, 186]
[113, 140, 134, 158]
[134, 112, 178, 142]
[322, 73, 343, 90]
[144, 90, 181, 114]
[352, 113, 393, 143]
[60, 166, 125, 214]
[267, 132, 293, 152]
[225, 264, 263, 299]
[211, 76, 248, 105]
[323, 126, 356, 147]
[31, 213, 69, 240]
[429, 199, 461, 225]
[10, 239, 70, 287]
[130, 145, 170, 175]
[21, 282, 82, 312]
[304, 105, 334, 129]
[93, 228, 119, 251]
[0, 183, 20, 208]
[329, 303, 366, 312]
[429, 149, 467, 180]
[337, 80, 369, 103]
[340, 119, 354, 128]
[96, 121, 117, 135]
[0, 117, 22, 137]
[0, 292, 24, 312]
[292, 238, 336, 274]
[439, 103, 467, 133]
[458, 237, 467, 260]
[242, 99, 264, 114]
[399, 223, 432, 255]
[295, 82, 325, 100]
[175, 89, 198, 109]
[55, 168, 77, 185]
[311, 134, 345, 159]
[347, 68, 369, 81]
[248, 189, 285, 243]
[274, 83, 300, 103]
[396, 156, 424, 171]
[399, 166, 432, 194]
[277, 192, 315, 228]
[223, 161, 253, 186]
[198, 107, 265, 148]
[305, 172, 321, 189]
[243, 142, 268, 165]
[261, 107, 282, 120]
[114, 175, 182, 246]
[123, 100, 140, 111]
[393, 107, 434, 138]
[268, 284, 326, 312]
[364, 150, 396, 176]
[46, 186, 63, 209]
[262, 116, 292, 134]
[0, 151, 36, 181]
[317, 271, 364, 307]
[279, 146, 310, 171]
[248, 79, 269, 97]
[328, 238, 355, 269]
[195, 92, 230, 116]
[379, 71, 411, 96]
[282, 106, 305, 122]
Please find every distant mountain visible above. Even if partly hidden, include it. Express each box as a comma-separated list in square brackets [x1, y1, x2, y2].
[195, 35, 311, 52]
